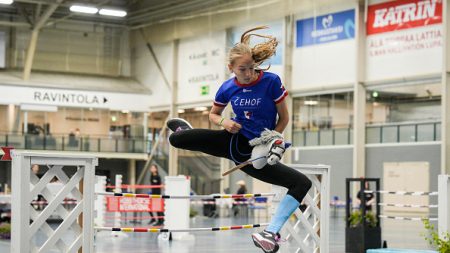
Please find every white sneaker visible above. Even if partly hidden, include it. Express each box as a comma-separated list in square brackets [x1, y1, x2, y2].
[251, 230, 280, 253]
[167, 118, 193, 132]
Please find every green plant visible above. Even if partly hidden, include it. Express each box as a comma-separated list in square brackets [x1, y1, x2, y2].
[422, 219, 450, 253]
[0, 223, 11, 239]
[348, 210, 377, 228]
[189, 208, 198, 218]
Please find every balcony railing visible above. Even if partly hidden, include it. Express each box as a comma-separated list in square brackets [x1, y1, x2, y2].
[0, 132, 151, 153]
[293, 121, 441, 147]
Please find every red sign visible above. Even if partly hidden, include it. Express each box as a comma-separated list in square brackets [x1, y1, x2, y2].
[106, 196, 164, 212]
[0, 147, 14, 161]
[367, 0, 442, 35]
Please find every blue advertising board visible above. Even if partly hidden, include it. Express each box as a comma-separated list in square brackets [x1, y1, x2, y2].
[296, 9, 355, 47]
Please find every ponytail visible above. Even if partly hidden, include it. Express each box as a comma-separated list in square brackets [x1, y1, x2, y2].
[228, 26, 278, 69]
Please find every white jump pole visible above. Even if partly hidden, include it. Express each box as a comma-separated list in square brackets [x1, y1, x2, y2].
[161, 175, 192, 240]
[94, 176, 107, 227]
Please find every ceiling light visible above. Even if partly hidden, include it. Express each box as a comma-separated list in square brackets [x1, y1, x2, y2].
[178, 109, 185, 114]
[304, 100, 318, 106]
[194, 106, 208, 111]
[99, 8, 127, 17]
[0, 0, 13, 5]
[70, 5, 98, 14]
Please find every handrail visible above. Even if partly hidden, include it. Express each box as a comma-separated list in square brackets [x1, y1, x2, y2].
[0, 133, 152, 153]
[293, 120, 441, 146]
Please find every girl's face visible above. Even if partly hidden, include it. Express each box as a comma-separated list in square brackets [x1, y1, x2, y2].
[229, 53, 257, 85]
[150, 166, 157, 174]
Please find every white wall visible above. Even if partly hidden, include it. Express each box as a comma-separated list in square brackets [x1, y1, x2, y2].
[177, 31, 226, 106]
[292, 4, 357, 91]
[131, 34, 173, 110]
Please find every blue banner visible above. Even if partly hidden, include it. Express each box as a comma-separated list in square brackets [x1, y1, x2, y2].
[296, 9, 355, 47]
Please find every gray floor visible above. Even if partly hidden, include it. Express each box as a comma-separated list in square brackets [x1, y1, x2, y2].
[1, 210, 437, 252]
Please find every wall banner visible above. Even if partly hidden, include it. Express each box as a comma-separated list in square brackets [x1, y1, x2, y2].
[366, 0, 442, 80]
[296, 9, 355, 47]
[367, 0, 442, 35]
[177, 31, 226, 105]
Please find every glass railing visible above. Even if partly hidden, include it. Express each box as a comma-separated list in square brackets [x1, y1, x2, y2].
[366, 121, 440, 144]
[293, 121, 441, 147]
[294, 128, 353, 146]
[0, 132, 151, 153]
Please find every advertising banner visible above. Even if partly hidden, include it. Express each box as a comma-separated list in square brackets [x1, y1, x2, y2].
[367, 0, 442, 35]
[366, 0, 443, 80]
[106, 196, 164, 212]
[292, 7, 356, 90]
[296, 9, 355, 47]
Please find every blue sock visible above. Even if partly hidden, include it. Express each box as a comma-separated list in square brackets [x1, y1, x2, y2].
[266, 194, 300, 234]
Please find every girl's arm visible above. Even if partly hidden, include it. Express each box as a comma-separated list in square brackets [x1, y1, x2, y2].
[209, 105, 242, 134]
[209, 105, 225, 125]
[274, 99, 289, 133]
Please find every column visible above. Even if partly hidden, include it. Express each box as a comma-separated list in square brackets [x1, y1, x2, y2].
[283, 14, 295, 163]
[442, 0, 450, 174]
[168, 40, 179, 176]
[353, 3, 366, 178]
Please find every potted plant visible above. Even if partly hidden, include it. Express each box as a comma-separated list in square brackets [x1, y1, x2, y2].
[346, 178, 382, 253]
[0, 223, 11, 240]
[346, 210, 381, 253]
[422, 219, 450, 253]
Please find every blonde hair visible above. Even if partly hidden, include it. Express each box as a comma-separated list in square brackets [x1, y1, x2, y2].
[228, 26, 278, 69]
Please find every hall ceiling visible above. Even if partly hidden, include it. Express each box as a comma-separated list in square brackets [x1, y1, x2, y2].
[0, 0, 358, 29]
[0, 0, 252, 29]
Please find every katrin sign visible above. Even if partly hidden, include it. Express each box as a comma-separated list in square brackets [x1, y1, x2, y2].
[296, 9, 355, 47]
[367, 0, 442, 35]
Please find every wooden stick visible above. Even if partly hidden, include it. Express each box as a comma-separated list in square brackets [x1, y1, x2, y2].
[222, 156, 266, 176]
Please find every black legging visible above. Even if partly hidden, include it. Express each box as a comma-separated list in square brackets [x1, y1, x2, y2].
[169, 129, 311, 202]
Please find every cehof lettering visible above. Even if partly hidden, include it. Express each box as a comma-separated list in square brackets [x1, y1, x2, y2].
[368, 0, 442, 35]
[233, 97, 262, 107]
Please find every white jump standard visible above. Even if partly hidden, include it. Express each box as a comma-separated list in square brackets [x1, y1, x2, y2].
[10, 150, 331, 253]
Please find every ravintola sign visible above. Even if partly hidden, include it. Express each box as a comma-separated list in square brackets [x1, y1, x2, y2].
[367, 0, 442, 35]
[0, 84, 153, 112]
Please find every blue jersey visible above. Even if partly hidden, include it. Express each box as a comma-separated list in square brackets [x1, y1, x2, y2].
[214, 71, 288, 140]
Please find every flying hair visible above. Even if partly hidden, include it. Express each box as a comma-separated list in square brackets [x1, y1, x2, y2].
[228, 25, 278, 69]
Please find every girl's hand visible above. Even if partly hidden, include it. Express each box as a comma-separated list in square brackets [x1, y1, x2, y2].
[222, 119, 242, 134]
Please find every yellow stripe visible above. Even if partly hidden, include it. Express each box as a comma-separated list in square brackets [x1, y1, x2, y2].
[220, 227, 230, 230]
[242, 225, 253, 229]
[151, 195, 162, 198]
[243, 194, 253, 198]
[122, 228, 133, 232]
[222, 195, 231, 198]
[123, 193, 134, 197]
[148, 229, 160, 232]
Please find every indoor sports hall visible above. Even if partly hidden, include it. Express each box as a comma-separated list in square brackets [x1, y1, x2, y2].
[0, 0, 449, 253]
